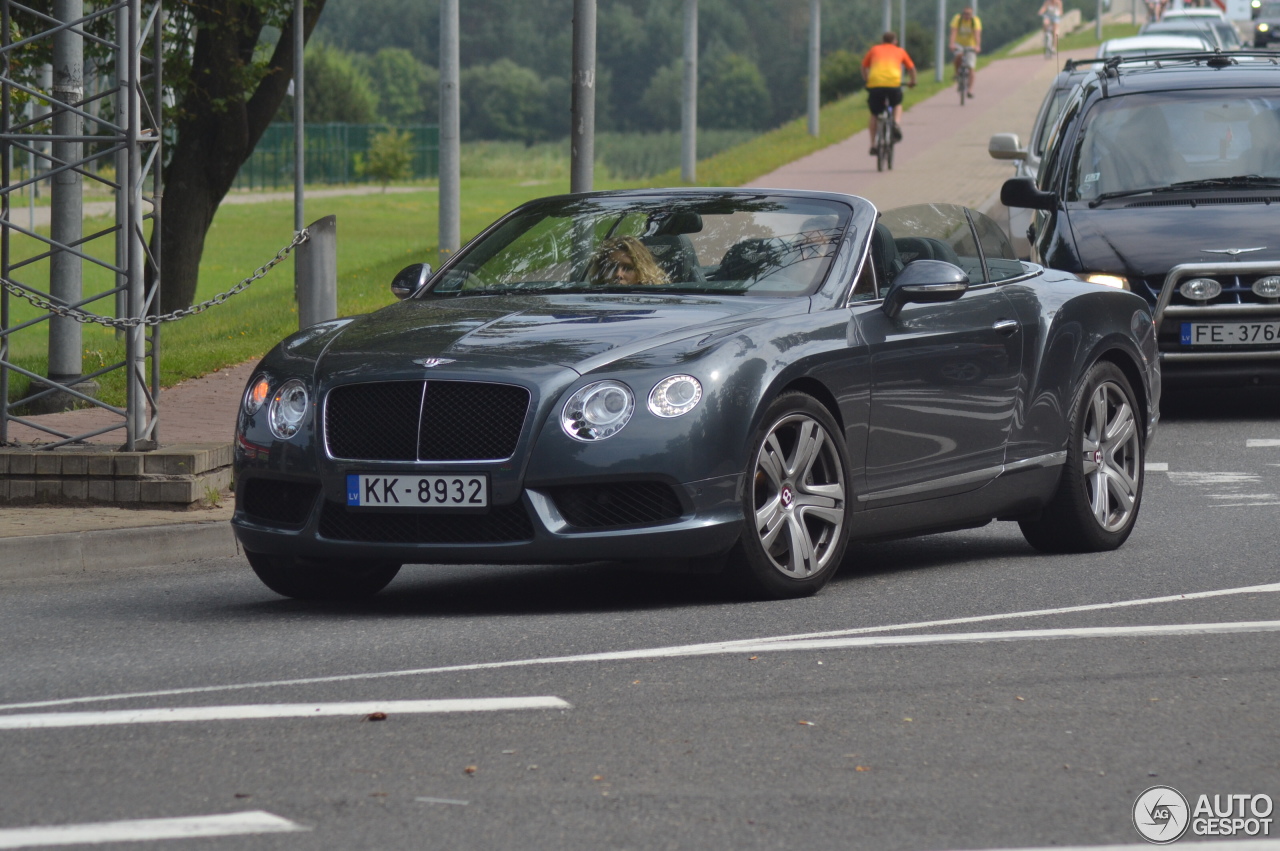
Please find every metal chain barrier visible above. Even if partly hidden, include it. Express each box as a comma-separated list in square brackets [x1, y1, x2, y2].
[0, 228, 309, 328]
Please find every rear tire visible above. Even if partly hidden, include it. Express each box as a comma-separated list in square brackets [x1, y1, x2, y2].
[1019, 362, 1144, 553]
[726, 393, 851, 600]
[246, 551, 401, 600]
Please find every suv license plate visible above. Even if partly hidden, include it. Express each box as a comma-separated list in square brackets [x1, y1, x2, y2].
[347, 474, 488, 508]
[1181, 321, 1280, 346]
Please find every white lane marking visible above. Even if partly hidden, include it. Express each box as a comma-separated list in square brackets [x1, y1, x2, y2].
[415, 798, 469, 806]
[1247, 439, 1280, 447]
[1145, 462, 1169, 472]
[1, 582, 1277, 714]
[1213, 502, 1280, 507]
[1168, 472, 1260, 486]
[0, 811, 306, 849]
[731, 621, 1280, 655]
[0, 698, 569, 731]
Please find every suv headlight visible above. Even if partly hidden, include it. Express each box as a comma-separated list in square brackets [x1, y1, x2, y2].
[1253, 276, 1280, 299]
[1179, 277, 1222, 301]
[268, 379, 311, 439]
[562, 380, 634, 441]
[1083, 273, 1130, 290]
[244, 374, 271, 415]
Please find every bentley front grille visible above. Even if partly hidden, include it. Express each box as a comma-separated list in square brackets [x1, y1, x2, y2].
[325, 380, 530, 462]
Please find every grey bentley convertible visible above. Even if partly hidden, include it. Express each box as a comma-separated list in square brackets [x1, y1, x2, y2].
[232, 189, 1160, 601]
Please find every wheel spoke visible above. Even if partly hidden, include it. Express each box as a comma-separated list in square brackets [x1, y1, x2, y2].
[1104, 399, 1136, 448]
[789, 420, 824, 480]
[785, 512, 816, 576]
[756, 494, 786, 550]
[758, 434, 787, 490]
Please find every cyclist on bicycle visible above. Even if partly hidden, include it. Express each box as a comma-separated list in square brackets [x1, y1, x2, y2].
[949, 6, 982, 97]
[1038, 0, 1063, 52]
[861, 31, 917, 157]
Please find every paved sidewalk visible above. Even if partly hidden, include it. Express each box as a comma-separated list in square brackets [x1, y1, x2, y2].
[0, 49, 1088, 580]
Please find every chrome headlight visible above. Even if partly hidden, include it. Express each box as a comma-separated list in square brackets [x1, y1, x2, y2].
[1259, 22, 1271, 31]
[1179, 277, 1222, 301]
[1252, 276, 1280, 299]
[1083, 273, 1130, 290]
[268, 379, 311, 439]
[244, 374, 271, 415]
[648, 374, 703, 418]
[562, 380, 634, 441]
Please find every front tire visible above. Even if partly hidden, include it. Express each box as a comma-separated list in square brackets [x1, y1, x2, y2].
[246, 551, 401, 601]
[1020, 362, 1144, 553]
[727, 393, 852, 600]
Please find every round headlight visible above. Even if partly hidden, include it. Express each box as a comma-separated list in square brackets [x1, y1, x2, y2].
[1253, 276, 1280, 299]
[648, 374, 703, 418]
[561, 380, 634, 441]
[268, 379, 310, 439]
[1260, 22, 1271, 31]
[244, 374, 271, 415]
[1179, 277, 1222, 301]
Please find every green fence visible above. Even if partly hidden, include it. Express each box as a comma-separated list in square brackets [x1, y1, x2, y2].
[234, 123, 439, 190]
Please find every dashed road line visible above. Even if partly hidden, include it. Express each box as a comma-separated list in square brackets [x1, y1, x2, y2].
[0, 697, 570, 730]
[0, 583, 1277, 715]
[1247, 439, 1280, 448]
[0, 811, 307, 849]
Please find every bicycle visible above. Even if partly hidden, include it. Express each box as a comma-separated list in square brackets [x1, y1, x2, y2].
[873, 103, 895, 171]
[1042, 18, 1058, 57]
[954, 47, 975, 105]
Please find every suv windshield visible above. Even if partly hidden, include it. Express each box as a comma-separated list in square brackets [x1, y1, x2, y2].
[427, 194, 854, 298]
[1068, 89, 1280, 202]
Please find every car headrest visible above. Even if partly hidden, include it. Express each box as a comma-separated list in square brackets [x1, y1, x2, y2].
[651, 210, 703, 236]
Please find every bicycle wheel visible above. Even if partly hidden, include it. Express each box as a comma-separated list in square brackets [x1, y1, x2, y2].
[958, 73, 966, 106]
[876, 124, 887, 172]
[886, 133, 894, 170]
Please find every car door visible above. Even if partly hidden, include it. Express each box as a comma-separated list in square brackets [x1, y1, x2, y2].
[855, 205, 1024, 506]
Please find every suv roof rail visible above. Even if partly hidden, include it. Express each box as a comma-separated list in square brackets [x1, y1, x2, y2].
[1090, 49, 1280, 72]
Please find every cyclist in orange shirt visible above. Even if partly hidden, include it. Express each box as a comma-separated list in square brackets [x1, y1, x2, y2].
[861, 32, 918, 157]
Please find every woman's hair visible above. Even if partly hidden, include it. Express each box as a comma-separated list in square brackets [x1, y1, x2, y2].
[587, 236, 670, 285]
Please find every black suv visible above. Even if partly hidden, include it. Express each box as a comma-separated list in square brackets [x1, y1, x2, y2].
[1003, 52, 1280, 387]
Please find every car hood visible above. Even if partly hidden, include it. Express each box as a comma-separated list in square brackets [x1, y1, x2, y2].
[314, 293, 804, 375]
[1068, 203, 1280, 276]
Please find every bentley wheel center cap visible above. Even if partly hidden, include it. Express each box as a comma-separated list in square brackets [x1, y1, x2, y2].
[780, 485, 795, 509]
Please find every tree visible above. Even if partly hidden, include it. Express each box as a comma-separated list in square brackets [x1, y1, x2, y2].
[460, 59, 549, 143]
[640, 60, 683, 132]
[356, 128, 413, 190]
[700, 51, 771, 131]
[819, 50, 864, 106]
[363, 48, 438, 126]
[156, 0, 328, 314]
[300, 42, 378, 123]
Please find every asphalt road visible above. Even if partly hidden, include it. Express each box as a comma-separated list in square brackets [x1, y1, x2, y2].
[0, 386, 1277, 851]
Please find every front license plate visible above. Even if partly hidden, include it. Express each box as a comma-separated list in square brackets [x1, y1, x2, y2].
[1181, 321, 1280, 346]
[346, 474, 488, 508]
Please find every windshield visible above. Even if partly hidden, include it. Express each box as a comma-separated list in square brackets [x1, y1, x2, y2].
[1067, 89, 1280, 202]
[426, 194, 855, 298]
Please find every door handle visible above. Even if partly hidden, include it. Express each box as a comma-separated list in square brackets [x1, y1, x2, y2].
[993, 318, 1019, 334]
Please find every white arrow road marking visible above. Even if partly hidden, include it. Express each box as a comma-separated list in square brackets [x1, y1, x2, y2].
[0, 811, 306, 849]
[1247, 439, 1280, 447]
[1, 583, 1277, 714]
[928, 841, 1280, 851]
[0, 698, 570, 731]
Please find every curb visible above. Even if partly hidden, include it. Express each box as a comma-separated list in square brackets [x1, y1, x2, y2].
[0, 521, 241, 580]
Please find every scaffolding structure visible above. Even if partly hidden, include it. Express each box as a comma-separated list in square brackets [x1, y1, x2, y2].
[0, 0, 162, 450]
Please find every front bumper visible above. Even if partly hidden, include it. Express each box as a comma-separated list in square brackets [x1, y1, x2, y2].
[1152, 260, 1280, 384]
[231, 472, 746, 566]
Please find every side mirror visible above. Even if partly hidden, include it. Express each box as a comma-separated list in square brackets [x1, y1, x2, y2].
[882, 260, 969, 320]
[988, 132, 1027, 161]
[1001, 176, 1058, 211]
[390, 263, 432, 300]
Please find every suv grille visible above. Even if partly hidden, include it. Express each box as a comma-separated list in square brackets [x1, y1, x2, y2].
[1138, 273, 1280, 308]
[326, 380, 530, 461]
[318, 500, 534, 543]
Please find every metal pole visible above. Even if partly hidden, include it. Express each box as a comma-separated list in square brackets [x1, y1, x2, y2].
[115, 2, 127, 324]
[570, 0, 596, 194]
[936, 0, 946, 82]
[680, 0, 697, 182]
[883, 0, 892, 32]
[438, 0, 460, 260]
[293, 0, 304, 234]
[1097, 0, 1104, 38]
[900, 0, 907, 44]
[125, 0, 144, 448]
[49, 0, 86, 405]
[808, 0, 820, 137]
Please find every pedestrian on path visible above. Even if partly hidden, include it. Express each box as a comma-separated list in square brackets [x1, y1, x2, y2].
[861, 32, 918, 157]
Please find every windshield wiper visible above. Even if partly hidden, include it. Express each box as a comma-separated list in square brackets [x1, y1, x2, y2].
[1087, 187, 1162, 207]
[1163, 176, 1280, 190]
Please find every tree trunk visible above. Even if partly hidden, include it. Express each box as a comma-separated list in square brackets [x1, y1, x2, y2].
[154, 0, 326, 314]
